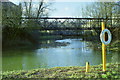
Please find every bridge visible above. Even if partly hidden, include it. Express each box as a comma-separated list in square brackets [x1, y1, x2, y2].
[6, 17, 119, 31]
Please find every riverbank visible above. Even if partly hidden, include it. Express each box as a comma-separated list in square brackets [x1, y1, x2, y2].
[2, 63, 120, 79]
[85, 39, 119, 52]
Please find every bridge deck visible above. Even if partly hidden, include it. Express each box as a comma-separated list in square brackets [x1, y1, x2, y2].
[7, 17, 119, 20]
[6, 17, 119, 30]
[25, 27, 116, 30]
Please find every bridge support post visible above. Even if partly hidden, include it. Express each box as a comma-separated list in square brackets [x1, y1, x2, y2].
[101, 22, 106, 71]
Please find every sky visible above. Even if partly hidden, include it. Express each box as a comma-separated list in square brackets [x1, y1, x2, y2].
[8, 0, 92, 17]
[8, 0, 119, 17]
[50, 2, 90, 17]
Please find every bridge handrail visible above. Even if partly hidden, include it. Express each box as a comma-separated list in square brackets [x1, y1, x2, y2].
[6, 17, 120, 20]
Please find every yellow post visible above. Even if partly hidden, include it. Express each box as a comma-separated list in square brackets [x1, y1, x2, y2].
[101, 22, 106, 71]
[86, 62, 89, 72]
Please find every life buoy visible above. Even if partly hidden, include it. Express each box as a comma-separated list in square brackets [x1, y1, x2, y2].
[100, 29, 111, 45]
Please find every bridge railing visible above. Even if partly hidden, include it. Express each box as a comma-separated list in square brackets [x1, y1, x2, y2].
[6, 17, 119, 30]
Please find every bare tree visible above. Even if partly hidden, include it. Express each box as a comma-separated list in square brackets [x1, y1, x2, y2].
[23, 0, 52, 18]
[22, 0, 53, 28]
[81, 2, 119, 29]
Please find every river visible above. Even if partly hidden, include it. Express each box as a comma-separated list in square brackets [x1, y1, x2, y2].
[2, 38, 119, 71]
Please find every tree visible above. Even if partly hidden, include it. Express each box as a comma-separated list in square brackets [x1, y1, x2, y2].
[2, 1, 53, 48]
[82, 2, 119, 26]
[2, 2, 22, 28]
[81, 1, 119, 37]
[23, 0, 51, 18]
[81, 1, 120, 48]
[22, 0, 52, 28]
[2, 2, 23, 41]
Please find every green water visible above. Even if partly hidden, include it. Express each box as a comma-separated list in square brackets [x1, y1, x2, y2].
[2, 39, 119, 71]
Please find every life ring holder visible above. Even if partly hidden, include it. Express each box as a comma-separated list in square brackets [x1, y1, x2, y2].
[100, 29, 112, 45]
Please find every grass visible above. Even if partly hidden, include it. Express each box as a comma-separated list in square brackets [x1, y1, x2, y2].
[1, 63, 120, 79]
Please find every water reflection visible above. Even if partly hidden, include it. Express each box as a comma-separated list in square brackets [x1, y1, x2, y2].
[2, 38, 119, 71]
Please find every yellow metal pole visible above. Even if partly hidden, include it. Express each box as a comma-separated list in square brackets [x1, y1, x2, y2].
[101, 22, 106, 71]
[86, 62, 89, 72]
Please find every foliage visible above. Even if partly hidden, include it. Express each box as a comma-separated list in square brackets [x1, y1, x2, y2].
[2, 1, 52, 48]
[82, 2, 119, 18]
[2, 2, 22, 28]
[81, 1, 120, 50]
[82, 1, 119, 35]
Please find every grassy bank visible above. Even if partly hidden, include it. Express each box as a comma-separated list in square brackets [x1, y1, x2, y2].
[1, 63, 120, 79]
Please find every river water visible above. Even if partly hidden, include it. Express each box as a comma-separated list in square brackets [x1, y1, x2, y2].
[2, 38, 119, 71]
